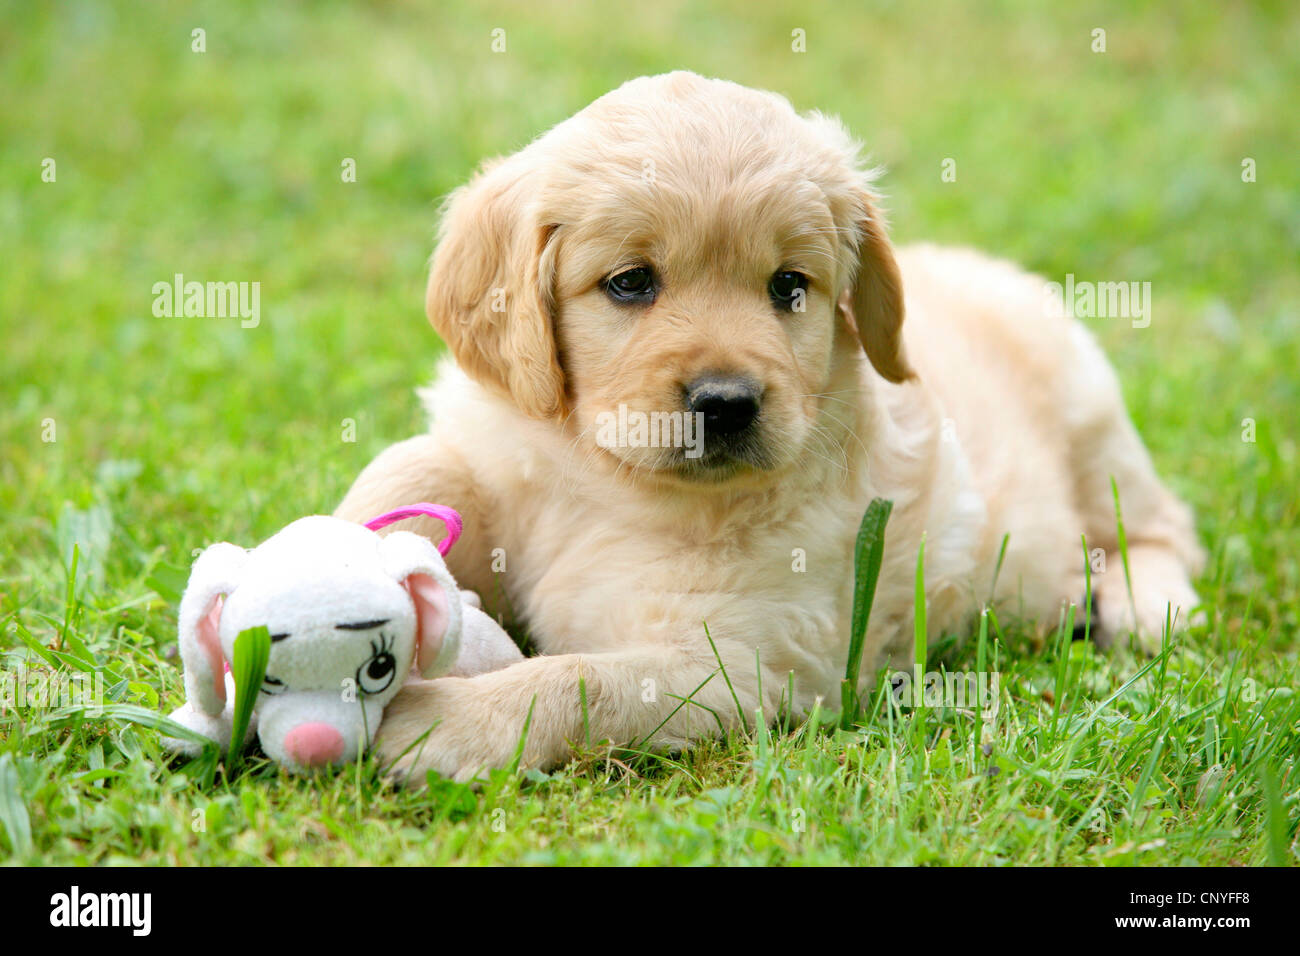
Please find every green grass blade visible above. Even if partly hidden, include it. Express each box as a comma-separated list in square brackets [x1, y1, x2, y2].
[913, 533, 928, 746]
[70, 702, 219, 748]
[1127, 734, 1165, 823]
[704, 621, 748, 735]
[0, 754, 33, 856]
[987, 532, 1010, 604]
[507, 695, 538, 774]
[840, 497, 893, 730]
[1260, 767, 1289, 866]
[973, 607, 989, 746]
[1110, 476, 1139, 641]
[634, 669, 719, 750]
[578, 673, 591, 749]
[228, 625, 271, 769]
[1080, 533, 1093, 645]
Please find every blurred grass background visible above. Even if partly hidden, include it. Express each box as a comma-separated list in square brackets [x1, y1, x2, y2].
[0, 1, 1297, 864]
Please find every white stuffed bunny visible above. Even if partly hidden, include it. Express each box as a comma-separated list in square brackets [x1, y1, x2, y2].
[163, 504, 522, 772]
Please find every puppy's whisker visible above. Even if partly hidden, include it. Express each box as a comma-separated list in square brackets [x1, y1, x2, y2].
[800, 423, 851, 478]
[805, 391, 859, 409]
[802, 391, 870, 462]
[819, 435, 852, 478]
[557, 417, 607, 494]
[565, 426, 610, 494]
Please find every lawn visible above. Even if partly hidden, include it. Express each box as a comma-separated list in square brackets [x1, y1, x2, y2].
[1, 1, 1297, 865]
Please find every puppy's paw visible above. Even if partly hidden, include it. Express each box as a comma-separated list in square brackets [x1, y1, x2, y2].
[374, 678, 520, 786]
[1093, 550, 1203, 654]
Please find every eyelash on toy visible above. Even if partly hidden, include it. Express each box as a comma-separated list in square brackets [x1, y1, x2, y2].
[368, 633, 395, 658]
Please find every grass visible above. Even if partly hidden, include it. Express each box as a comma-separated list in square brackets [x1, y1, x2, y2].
[1, 1, 1298, 865]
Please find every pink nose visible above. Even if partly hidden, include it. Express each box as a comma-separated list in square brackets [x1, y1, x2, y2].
[282, 722, 345, 767]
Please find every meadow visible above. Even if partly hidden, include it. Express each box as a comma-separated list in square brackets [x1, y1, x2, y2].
[1, 1, 1296, 865]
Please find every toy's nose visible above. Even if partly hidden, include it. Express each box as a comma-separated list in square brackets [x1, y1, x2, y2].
[282, 722, 345, 767]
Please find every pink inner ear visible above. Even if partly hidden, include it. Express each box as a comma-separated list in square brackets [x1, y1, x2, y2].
[406, 574, 449, 675]
[199, 596, 227, 705]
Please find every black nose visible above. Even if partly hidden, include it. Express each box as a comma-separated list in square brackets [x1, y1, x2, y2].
[685, 375, 761, 437]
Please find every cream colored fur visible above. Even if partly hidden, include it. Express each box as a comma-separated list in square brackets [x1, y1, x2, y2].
[335, 72, 1203, 783]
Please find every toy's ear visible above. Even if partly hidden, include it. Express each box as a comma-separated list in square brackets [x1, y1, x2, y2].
[378, 531, 463, 679]
[178, 542, 248, 715]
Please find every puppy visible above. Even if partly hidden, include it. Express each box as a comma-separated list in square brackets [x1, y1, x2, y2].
[336, 72, 1203, 783]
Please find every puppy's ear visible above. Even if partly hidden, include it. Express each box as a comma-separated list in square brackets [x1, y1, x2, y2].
[843, 187, 914, 384]
[426, 157, 566, 419]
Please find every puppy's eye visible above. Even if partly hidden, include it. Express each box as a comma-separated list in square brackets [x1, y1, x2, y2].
[606, 266, 656, 303]
[769, 271, 808, 311]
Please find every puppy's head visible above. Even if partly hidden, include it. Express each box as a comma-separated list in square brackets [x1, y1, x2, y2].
[427, 71, 912, 486]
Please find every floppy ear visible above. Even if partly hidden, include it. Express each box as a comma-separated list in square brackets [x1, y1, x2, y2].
[426, 156, 566, 420]
[378, 530, 463, 678]
[178, 542, 248, 716]
[843, 186, 914, 384]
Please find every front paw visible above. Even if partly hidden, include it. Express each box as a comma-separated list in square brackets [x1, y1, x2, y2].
[374, 678, 520, 785]
[1095, 576, 1203, 653]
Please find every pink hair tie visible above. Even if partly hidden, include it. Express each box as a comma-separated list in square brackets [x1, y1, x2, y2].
[364, 503, 463, 556]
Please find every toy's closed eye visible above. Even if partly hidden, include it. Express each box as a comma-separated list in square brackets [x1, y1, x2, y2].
[336, 619, 389, 631]
[260, 675, 286, 696]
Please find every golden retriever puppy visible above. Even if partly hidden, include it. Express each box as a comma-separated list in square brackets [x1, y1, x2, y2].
[336, 72, 1203, 783]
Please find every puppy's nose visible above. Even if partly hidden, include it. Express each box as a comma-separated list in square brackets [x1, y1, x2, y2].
[685, 376, 761, 436]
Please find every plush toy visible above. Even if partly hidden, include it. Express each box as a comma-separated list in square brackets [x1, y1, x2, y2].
[162, 504, 522, 772]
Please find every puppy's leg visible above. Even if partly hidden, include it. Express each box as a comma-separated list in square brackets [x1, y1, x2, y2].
[374, 638, 782, 783]
[334, 434, 498, 600]
[1061, 323, 1205, 650]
